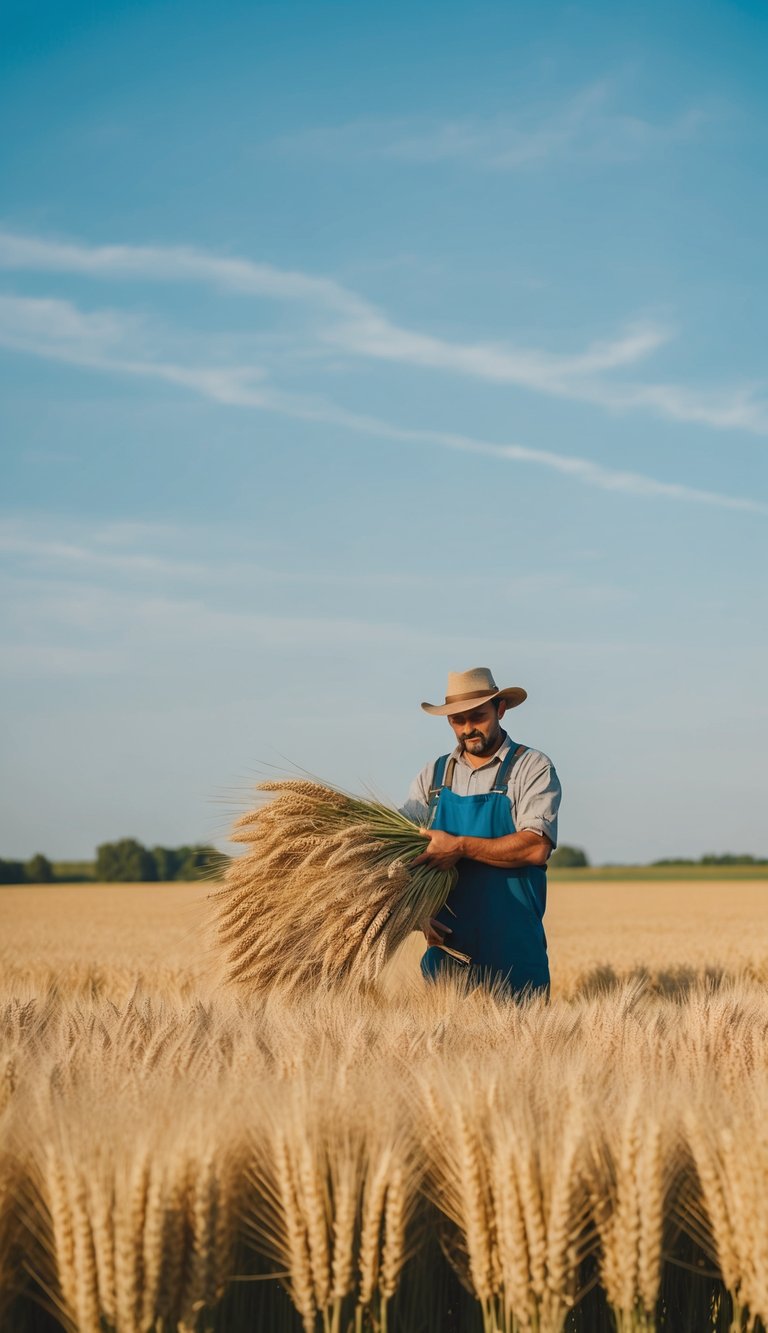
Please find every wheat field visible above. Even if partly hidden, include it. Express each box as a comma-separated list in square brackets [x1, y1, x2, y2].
[2, 879, 768, 1332]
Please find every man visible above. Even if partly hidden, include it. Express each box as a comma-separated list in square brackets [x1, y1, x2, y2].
[403, 666, 561, 995]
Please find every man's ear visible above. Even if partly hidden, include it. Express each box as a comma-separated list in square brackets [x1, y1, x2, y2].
[497, 700, 507, 720]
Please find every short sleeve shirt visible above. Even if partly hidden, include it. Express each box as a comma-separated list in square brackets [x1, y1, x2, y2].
[402, 732, 561, 847]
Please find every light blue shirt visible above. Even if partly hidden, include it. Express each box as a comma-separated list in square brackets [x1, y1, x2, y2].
[402, 731, 561, 846]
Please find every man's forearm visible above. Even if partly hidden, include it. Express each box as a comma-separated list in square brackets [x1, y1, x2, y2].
[455, 830, 551, 868]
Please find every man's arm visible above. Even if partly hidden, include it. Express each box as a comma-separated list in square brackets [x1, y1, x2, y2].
[411, 826, 552, 870]
[399, 763, 432, 825]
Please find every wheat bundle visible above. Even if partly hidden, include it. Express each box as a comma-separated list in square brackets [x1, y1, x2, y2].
[209, 780, 458, 995]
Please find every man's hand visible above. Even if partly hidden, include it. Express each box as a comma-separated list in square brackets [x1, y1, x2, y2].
[421, 916, 453, 947]
[410, 827, 463, 870]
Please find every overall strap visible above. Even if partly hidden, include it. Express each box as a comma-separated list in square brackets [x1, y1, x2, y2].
[491, 742, 528, 793]
[426, 753, 456, 827]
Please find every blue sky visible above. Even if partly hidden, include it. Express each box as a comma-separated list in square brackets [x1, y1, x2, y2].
[1, 0, 766, 863]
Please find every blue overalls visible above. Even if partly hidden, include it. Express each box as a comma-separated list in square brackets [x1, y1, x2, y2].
[420, 744, 550, 997]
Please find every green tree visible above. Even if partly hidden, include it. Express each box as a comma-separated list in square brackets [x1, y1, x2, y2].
[25, 853, 54, 883]
[95, 838, 158, 882]
[176, 844, 228, 881]
[549, 844, 589, 869]
[701, 853, 763, 865]
[0, 859, 26, 884]
[152, 846, 182, 881]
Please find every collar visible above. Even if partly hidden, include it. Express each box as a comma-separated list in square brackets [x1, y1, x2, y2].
[453, 729, 511, 771]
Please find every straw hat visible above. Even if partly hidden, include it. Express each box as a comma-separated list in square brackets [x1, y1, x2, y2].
[421, 667, 527, 716]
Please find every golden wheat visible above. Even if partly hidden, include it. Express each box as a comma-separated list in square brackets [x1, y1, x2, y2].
[208, 780, 459, 996]
[2, 879, 768, 1330]
[0, 1147, 20, 1324]
[0, 973, 766, 1331]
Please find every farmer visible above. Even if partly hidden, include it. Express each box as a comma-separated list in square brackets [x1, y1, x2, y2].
[404, 667, 561, 996]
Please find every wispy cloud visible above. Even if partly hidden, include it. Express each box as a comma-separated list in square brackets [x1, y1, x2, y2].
[2, 519, 624, 614]
[1, 292, 763, 516]
[323, 310, 674, 393]
[0, 529, 631, 685]
[1, 288, 666, 416]
[2, 228, 765, 434]
[597, 380, 768, 433]
[0, 570, 455, 669]
[271, 84, 709, 170]
[2, 292, 138, 356]
[0, 517, 424, 590]
[0, 232, 368, 318]
[0, 527, 209, 580]
[0, 294, 272, 404]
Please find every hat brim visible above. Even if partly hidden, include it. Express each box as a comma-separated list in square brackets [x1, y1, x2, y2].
[421, 686, 527, 716]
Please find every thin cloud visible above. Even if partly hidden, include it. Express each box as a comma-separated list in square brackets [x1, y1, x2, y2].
[271, 85, 709, 169]
[0, 523, 425, 590]
[606, 380, 768, 433]
[0, 288, 665, 410]
[323, 312, 672, 389]
[0, 531, 209, 580]
[1, 292, 763, 517]
[1, 228, 764, 433]
[0, 572, 634, 679]
[0, 293, 271, 404]
[3, 577, 446, 652]
[0, 292, 137, 355]
[0, 232, 368, 317]
[292, 407, 767, 514]
[0, 517, 622, 602]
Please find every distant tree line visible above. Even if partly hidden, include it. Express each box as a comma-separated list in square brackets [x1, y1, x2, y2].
[547, 848, 768, 869]
[0, 842, 228, 884]
[95, 839, 227, 882]
[4, 842, 766, 886]
[0, 854, 55, 884]
[652, 853, 768, 866]
[549, 845, 590, 868]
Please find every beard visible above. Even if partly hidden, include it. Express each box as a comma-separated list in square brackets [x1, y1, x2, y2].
[463, 731, 498, 756]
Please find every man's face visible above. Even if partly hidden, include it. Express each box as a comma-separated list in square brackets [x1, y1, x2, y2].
[447, 700, 506, 757]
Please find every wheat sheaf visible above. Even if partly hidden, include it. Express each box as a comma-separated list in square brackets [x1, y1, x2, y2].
[208, 780, 457, 995]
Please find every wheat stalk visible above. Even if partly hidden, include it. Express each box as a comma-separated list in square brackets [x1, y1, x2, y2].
[42, 1144, 78, 1319]
[15, 952, 768, 1330]
[358, 1149, 391, 1308]
[114, 1146, 150, 1333]
[0, 1149, 21, 1323]
[209, 780, 457, 996]
[330, 1141, 362, 1304]
[65, 1157, 101, 1333]
[89, 1170, 116, 1327]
